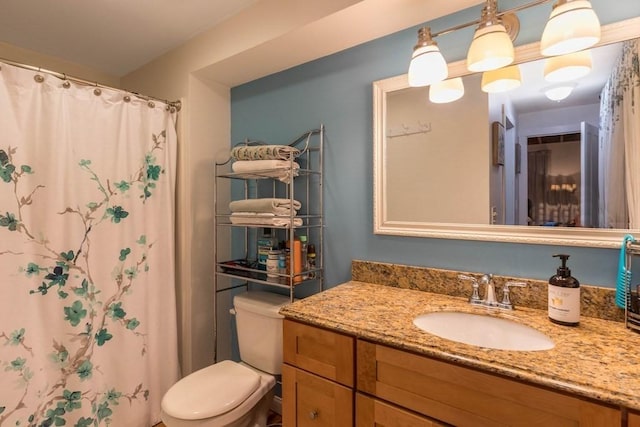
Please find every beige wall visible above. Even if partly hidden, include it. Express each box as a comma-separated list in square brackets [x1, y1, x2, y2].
[386, 73, 490, 224]
[120, 0, 374, 376]
[0, 42, 120, 87]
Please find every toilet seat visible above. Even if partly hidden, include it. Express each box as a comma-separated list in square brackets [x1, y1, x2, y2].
[161, 360, 261, 420]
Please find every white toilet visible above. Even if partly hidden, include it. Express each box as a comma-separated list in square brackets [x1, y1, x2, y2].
[160, 291, 291, 427]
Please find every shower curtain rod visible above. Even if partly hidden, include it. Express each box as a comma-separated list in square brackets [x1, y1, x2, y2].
[0, 56, 181, 112]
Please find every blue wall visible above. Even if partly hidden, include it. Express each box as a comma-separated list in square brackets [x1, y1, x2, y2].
[231, 0, 640, 288]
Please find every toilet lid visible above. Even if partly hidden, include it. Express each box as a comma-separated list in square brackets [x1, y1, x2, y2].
[162, 360, 261, 420]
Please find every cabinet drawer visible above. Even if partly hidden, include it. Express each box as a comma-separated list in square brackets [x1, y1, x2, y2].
[356, 393, 447, 427]
[357, 340, 620, 427]
[283, 319, 355, 387]
[282, 364, 353, 427]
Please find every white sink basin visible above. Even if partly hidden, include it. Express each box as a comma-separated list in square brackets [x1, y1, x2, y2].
[413, 311, 555, 351]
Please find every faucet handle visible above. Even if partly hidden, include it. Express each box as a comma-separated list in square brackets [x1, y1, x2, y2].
[499, 281, 527, 310]
[458, 274, 483, 305]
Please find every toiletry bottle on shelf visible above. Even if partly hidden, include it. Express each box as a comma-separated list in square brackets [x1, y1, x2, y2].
[548, 254, 580, 326]
[284, 237, 302, 284]
[278, 251, 286, 283]
[292, 236, 302, 284]
[257, 228, 276, 271]
[306, 243, 316, 279]
[266, 248, 280, 280]
[299, 235, 308, 279]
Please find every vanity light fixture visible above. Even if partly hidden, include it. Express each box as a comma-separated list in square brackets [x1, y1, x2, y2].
[544, 83, 577, 101]
[407, 0, 600, 97]
[540, 0, 601, 56]
[408, 27, 448, 87]
[543, 49, 592, 82]
[466, 0, 515, 72]
[481, 65, 522, 93]
[429, 77, 465, 103]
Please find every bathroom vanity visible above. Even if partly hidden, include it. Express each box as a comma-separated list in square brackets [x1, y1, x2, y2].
[281, 280, 640, 426]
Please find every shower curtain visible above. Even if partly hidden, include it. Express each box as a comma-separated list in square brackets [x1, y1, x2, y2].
[0, 62, 180, 426]
[599, 39, 640, 229]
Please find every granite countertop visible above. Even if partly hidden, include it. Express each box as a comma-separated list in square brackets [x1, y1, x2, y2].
[280, 281, 640, 411]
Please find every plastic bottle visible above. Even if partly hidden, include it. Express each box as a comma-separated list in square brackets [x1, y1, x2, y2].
[548, 254, 580, 326]
[299, 235, 308, 279]
[257, 228, 276, 271]
[284, 237, 302, 284]
[306, 243, 316, 279]
[266, 249, 280, 280]
[278, 251, 287, 282]
[292, 237, 302, 284]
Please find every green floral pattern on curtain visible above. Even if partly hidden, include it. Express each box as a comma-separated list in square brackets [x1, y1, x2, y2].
[0, 62, 179, 427]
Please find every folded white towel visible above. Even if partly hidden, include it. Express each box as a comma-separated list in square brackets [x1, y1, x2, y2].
[231, 145, 300, 161]
[231, 160, 300, 183]
[229, 198, 302, 214]
[230, 213, 303, 227]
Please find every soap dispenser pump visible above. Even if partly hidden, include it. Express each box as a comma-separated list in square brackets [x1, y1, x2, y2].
[548, 254, 580, 326]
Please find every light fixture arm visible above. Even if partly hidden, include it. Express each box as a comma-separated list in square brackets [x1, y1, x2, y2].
[430, 0, 551, 39]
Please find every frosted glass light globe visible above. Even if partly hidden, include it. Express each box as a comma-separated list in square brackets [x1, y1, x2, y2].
[408, 45, 448, 87]
[429, 78, 465, 103]
[544, 50, 592, 82]
[481, 65, 522, 93]
[467, 24, 514, 72]
[541, 0, 601, 56]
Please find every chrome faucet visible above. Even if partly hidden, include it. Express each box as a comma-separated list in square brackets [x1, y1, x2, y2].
[459, 274, 527, 310]
[481, 274, 497, 306]
[498, 281, 528, 310]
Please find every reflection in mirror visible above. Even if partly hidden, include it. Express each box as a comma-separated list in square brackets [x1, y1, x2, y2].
[373, 17, 640, 247]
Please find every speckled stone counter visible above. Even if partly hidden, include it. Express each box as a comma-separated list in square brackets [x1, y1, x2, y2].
[351, 260, 624, 322]
[280, 281, 640, 411]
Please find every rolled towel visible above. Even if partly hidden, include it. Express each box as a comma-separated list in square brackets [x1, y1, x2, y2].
[230, 212, 303, 227]
[231, 144, 300, 161]
[232, 160, 300, 183]
[229, 198, 301, 214]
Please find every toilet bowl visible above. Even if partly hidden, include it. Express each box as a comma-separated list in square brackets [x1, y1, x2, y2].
[160, 291, 290, 427]
[160, 360, 275, 427]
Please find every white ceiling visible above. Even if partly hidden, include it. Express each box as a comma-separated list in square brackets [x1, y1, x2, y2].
[0, 0, 482, 81]
[0, 0, 257, 76]
[0, 0, 623, 110]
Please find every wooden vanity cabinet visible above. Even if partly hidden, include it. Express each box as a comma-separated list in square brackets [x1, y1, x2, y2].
[356, 393, 447, 427]
[282, 319, 355, 426]
[282, 320, 623, 427]
[357, 340, 621, 427]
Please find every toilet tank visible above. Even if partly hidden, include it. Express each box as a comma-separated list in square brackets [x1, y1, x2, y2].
[233, 291, 291, 375]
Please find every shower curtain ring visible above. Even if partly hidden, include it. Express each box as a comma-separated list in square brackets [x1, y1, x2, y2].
[34, 67, 44, 83]
[93, 83, 102, 96]
[62, 74, 71, 89]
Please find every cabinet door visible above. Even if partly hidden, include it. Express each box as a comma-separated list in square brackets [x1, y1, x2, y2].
[358, 340, 621, 427]
[629, 411, 640, 427]
[282, 364, 353, 427]
[356, 393, 446, 427]
[283, 319, 355, 387]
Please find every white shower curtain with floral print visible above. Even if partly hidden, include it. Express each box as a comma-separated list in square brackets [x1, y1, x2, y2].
[0, 62, 180, 426]
[599, 39, 640, 229]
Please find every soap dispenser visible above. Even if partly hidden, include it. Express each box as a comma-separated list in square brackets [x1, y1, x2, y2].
[548, 254, 580, 326]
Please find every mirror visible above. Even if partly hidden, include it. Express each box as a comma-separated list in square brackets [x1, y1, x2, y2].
[373, 17, 640, 247]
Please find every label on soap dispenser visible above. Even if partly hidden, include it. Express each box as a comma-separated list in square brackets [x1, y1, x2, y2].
[548, 284, 580, 324]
